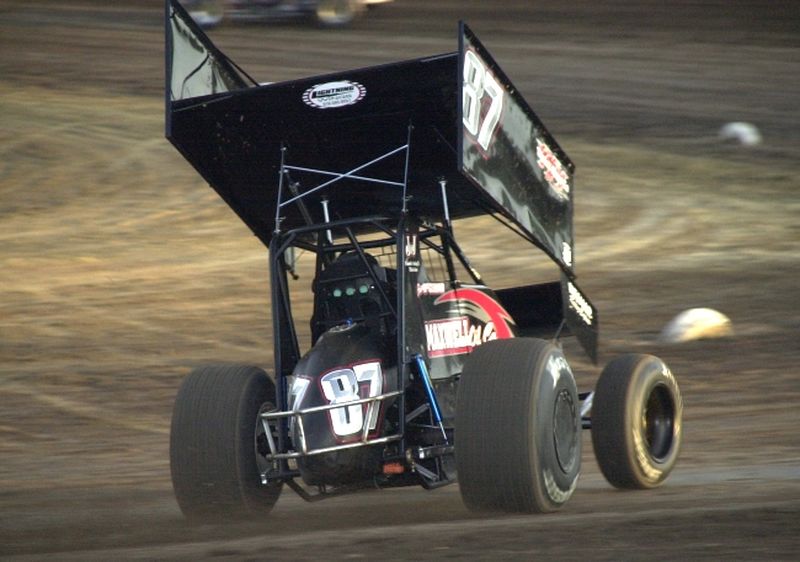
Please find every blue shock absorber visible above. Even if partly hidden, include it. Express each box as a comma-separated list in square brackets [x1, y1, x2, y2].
[413, 354, 449, 443]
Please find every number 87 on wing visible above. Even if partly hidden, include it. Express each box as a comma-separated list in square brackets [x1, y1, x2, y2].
[462, 49, 505, 153]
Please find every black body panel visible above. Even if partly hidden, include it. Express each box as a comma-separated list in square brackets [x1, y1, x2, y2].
[289, 324, 397, 485]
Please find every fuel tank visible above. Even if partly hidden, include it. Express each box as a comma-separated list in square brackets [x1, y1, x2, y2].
[288, 323, 398, 486]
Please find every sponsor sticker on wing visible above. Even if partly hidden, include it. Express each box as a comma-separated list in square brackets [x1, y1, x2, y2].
[536, 138, 570, 202]
[561, 241, 573, 267]
[567, 281, 594, 326]
[302, 80, 366, 109]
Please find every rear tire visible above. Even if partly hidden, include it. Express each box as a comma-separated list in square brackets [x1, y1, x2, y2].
[170, 364, 282, 522]
[591, 354, 682, 489]
[456, 338, 581, 513]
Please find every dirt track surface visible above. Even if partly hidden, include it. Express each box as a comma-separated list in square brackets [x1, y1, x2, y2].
[1, 0, 799, 559]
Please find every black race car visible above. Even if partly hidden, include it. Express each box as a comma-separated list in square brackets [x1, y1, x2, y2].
[165, 0, 683, 520]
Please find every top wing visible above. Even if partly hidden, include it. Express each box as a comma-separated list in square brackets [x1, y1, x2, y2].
[165, 1, 575, 277]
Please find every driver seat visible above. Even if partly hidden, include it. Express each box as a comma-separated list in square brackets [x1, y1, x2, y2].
[311, 251, 395, 341]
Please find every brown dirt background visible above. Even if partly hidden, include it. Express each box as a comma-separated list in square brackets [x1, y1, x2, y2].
[1, 0, 799, 559]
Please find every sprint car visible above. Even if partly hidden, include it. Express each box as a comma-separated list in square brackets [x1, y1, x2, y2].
[165, 0, 683, 520]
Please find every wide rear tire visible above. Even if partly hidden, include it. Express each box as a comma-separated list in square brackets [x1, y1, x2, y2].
[591, 354, 682, 489]
[170, 364, 282, 522]
[456, 338, 581, 513]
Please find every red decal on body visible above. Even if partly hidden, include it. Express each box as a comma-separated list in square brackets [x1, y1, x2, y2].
[424, 288, 516, 357]
[434, 288, 515, 338]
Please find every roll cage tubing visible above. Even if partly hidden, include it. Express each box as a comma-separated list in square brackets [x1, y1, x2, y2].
[268, 216, 479, 459]
[266, 137, 483, 472]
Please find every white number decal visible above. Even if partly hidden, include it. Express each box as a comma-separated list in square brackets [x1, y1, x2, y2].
[353, 362, 382, 432]
[320, 362, 383, 437]
[320, 369, 362, 436]
[462, 50, 485, 138]
[462, 50, 504, 151]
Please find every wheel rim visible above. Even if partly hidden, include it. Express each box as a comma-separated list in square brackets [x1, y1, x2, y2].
[553, 389, 578, 473]
[642, 383, 675, 461]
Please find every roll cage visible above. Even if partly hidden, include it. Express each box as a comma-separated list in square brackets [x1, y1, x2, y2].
[262, 138, 487, 488]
